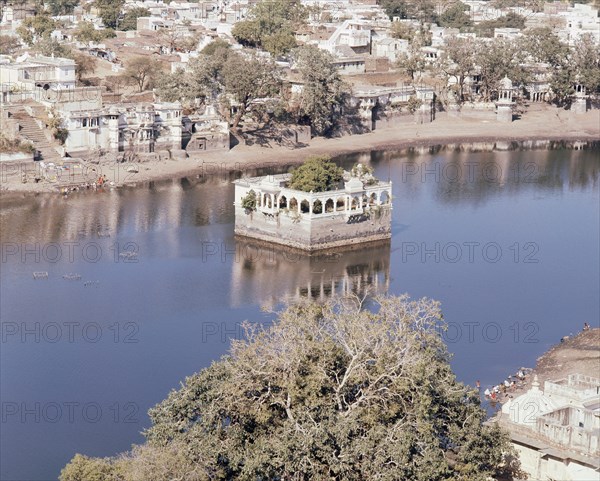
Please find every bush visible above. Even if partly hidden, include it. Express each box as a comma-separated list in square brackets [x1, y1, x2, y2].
[241, 189, 257, 212]
[0, 134, 35, 154]
[53, 127, 69, 145]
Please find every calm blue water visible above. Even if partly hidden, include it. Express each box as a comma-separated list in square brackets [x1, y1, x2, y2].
[1, 147, 598, 480]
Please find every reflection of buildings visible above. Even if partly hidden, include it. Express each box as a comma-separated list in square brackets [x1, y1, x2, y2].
[351, 144, 600, 206]
[1, 147, 598, 245]
[0, 175, 232, 244]
[229, 238, 391, 308]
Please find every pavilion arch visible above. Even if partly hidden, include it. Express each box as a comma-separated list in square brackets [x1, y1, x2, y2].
[289, 197, 298, 211]
[279, 195, 287, 209]
[351, 197, 359, 210]
[380, 191, 390, 204]
[369, 192, 377, 205]
[325, 198, 334, 213]
[300, 199, 310, 213]
[263, 193, 272, 208]
[336, 197, 345, 211]
[313, 200, 323, 214]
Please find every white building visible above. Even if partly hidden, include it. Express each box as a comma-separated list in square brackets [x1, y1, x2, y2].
[0, 55, 76, 93]
[373, 37, 409, 63]
[64, 102, 183, 155]
[233, 168, 392, 251]
[497, 374, 600, 481]
[559, 3, 600, 45]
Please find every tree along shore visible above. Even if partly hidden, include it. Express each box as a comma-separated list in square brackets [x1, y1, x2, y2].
[1, 107, 598, 195]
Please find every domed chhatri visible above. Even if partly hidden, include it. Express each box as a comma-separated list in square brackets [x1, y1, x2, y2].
[496, 75, 516, 123]
[499, 75, 513, 90]
[501, 375, 559, 426]
[233, 164, 392, 252]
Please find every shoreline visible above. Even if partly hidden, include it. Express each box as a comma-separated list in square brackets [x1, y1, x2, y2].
[1, 107, 598, 196]
[483, 328, 600, 409]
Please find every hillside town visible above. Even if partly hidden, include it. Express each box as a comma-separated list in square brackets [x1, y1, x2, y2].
[0, 2, 599, 480]
[0, 0, 598, 191]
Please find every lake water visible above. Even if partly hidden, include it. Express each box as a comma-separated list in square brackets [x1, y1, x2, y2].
[1, 147, 598, 480]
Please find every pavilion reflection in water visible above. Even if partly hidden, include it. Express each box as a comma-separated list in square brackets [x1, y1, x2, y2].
[229, 238, 391, 308]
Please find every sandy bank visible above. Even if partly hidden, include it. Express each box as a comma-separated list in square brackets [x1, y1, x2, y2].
[1, 106, 599, 195]
[488, 328, 599, 405]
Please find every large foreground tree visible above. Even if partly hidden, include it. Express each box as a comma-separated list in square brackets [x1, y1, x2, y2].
[61, 295, 521, 481]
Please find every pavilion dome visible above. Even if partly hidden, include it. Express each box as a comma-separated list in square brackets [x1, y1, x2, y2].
[499, 75, 513, 90]
[502, 375, 559, 426]
[259, 176, 282, 194]
[344, 177, 364, 193]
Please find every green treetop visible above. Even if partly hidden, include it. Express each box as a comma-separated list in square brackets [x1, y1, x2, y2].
[232, 0, 307, 57]
[118, 6, 150, 31]
[288, 155, 344, 192]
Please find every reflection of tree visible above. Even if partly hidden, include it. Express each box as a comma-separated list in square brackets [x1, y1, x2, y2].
[341, 145, 599, 207]
[431, 148, 599, 206]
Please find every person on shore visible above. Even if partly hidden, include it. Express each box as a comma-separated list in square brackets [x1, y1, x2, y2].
[583, 322, 590, 331]
[476, 380, 481, 389]
[484, 388, 491, 397]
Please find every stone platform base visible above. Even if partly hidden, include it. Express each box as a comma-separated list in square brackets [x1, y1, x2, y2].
[234, 228, 391, 253]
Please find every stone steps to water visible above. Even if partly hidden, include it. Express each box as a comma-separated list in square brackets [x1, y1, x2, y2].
[11, 111, 61, 161]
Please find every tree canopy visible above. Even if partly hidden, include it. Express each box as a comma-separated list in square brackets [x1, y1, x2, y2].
[200, 38, 230, 56]
[571, 34, 600, 95]
[155, 48, 281, 128]
[288, 155, 344, 192]
[437, 37, 479, 102]
[72, 51, 97, 81]
[380, 0, 437, 22]
[16, 13, 57, 46]
[118, 6, 150, 31]
[222, 52, 282, 129]
[124, 55, 162, 92]
[437, 2, 473, 29]
[46, 0, 78, 16]
[232, 0, 307, 57]
[94, 0, 124, 30]
[0, 34, 21, 55]
[73, 21, 115, 43]
[292, 45, 348, 137]
[475, 12, 526, 37]
[60, 295, 520, 481]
